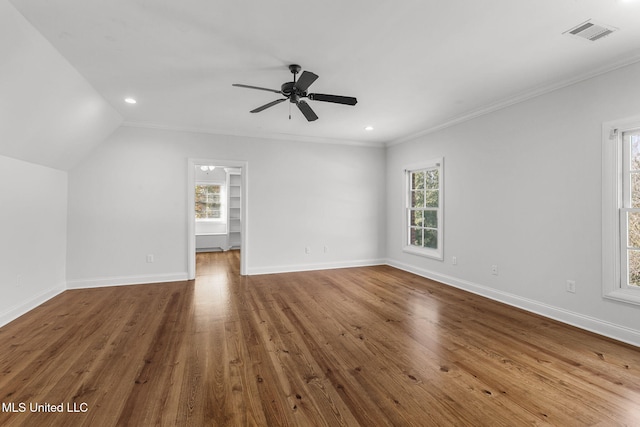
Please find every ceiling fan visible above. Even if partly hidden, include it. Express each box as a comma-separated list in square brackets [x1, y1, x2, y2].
[232, 64, 357, 121]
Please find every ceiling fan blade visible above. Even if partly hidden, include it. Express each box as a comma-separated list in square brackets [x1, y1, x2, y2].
[294, 71, 319, 92]
[250, 98, 287, 113]
[308, 93, 357, 106]
[232, 83, 281, 94]
[297, 100, 318, 121]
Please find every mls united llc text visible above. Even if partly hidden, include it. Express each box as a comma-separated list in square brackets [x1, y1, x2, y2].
[2, 402, 88, 413]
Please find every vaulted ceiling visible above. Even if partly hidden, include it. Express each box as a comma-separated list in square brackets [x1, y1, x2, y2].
[8, 0, 640, 149]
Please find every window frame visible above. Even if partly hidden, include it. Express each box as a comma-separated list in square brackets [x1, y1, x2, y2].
[195, 182, 226, 222]
[403, 158, 444, 261]
[602, 117, 640, 305]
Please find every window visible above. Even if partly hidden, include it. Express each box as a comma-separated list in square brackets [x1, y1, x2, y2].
[621, 130, 640, 289]
[603, 119, 640, 305]
[404, 158, 443, 260]
[195, 184, 225, 221]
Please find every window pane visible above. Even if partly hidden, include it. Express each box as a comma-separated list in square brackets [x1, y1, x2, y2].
[410, 210, 423, 227]
[632, 173, 640, 208]
[424, 210, 437, 228]
[628, 211, 640, 248]
[632, 135, 640, 171]
[412, 171, 425, 190]
[629, 250, 640, 287]
[412, 190, 425, 208]
[425, 190, 438, 207]
[423, 229, 438, 249]
[425, 169, 439, 189]
[410, 227, 423, 246]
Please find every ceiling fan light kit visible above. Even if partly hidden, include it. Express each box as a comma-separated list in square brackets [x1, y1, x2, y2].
[233, 64, 357, 122]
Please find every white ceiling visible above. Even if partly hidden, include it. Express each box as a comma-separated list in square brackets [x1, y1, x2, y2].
[1, 0, 122, 170]
[10, 0, 640, 146]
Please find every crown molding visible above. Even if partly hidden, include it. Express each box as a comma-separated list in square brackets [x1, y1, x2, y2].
[388, 51, 640, 147]
[121, 121, 385, 149]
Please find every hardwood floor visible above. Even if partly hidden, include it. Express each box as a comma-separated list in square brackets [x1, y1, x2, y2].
[1, 251, 640, 426]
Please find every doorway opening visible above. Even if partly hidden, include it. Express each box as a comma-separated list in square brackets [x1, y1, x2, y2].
[187, 158, 248, 278]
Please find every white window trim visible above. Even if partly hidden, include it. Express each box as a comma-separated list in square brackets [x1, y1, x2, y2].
[403, 158, 444, 261]
[195, 181, 226, 223]
[602, 117, 640, 305]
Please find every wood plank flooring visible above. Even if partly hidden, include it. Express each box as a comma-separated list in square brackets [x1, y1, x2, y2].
[1, 251, 640, 426]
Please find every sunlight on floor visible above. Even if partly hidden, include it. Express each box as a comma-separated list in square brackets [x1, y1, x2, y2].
[193, 252, 237, 325]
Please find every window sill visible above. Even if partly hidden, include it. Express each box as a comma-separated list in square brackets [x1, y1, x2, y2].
[604, 289, 640, 306]
[403, 245, 443, 261]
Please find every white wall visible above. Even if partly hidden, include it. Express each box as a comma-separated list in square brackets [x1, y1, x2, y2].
[0, 0, 122, 171]
[66, 125, 386, 287]
[386, 60, 640, 346]
[0, 155, 67, 325]
[0, 0, 120, 326]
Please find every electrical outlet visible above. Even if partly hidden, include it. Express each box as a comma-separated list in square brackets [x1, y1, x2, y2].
[452, 256, 457, 265]
[146, 254, 154, 263]
[491, 265, 498, 275]
[305, 247, 311, 254]
[566, 280, 576, 293]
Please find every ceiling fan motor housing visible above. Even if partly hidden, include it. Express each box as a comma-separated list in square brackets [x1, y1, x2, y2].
[281, 81, 294, 95]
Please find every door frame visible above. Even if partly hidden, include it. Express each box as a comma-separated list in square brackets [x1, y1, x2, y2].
[187, 158, 248, 278]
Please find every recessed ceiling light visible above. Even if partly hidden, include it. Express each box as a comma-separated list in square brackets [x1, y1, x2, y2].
[124, 97, 137, 104]
[365, 126, 374, 131]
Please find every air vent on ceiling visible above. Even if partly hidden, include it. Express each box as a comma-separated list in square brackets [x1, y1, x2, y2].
[563, 20, 618, 42]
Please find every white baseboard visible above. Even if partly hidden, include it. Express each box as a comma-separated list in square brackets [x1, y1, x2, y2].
[0, 285, 65, 328]
[66, 272, 190, 289]
[11, 262, 637, 349]
[386, 259, 640, 348]
[247, 258, 386, 276]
